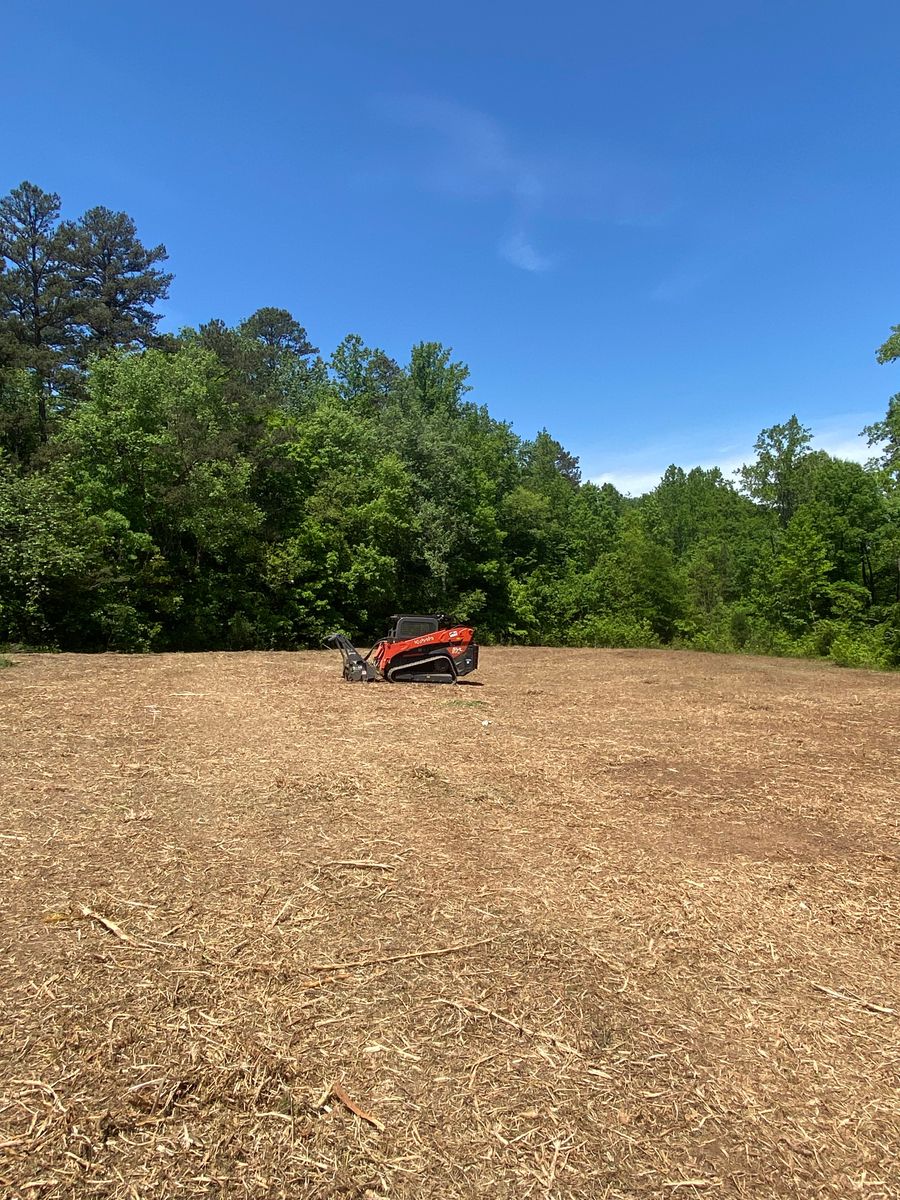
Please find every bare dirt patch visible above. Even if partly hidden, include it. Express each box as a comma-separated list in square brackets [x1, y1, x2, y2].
[1, 647, 898, 1199]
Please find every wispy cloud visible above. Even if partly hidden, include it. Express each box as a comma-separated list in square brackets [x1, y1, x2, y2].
[813, 413, 880, 465]
[587, 412, 879, 496]
[499, 228, 553, 273]
[373, 94, 669, 272]
[375, 94, 549, 271]
[589, 438, 743, 496]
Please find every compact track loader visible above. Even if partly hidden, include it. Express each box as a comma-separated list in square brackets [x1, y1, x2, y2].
[326, 613, 479, 684]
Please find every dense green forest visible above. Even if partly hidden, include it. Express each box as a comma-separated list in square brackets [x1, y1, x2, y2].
[1, 181, 899, 667]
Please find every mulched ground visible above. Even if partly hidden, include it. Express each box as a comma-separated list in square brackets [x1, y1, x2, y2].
[1, 647, 898, 1199]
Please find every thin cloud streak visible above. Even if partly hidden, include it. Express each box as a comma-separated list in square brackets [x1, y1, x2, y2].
[373, 93, 670, 272]
[376, 94, 549, 271]
[499, 228, 553, 272]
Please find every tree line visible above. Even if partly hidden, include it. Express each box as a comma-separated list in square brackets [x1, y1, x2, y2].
[1, 181, 898, 668]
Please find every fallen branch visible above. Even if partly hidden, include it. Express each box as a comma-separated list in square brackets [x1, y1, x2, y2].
[662, 1182, 719, 1191]
[78, 906, 186, 956]
[314, 1080, 385, 1132]
[271, 898, 294, 926]
[322, 860, 394, 871]
[310, 937, 495, 972]
[79, 905, 136, 945]
[9, 1079, 65, 1110]
[332, 1082, 385, 1132]
[434, 998, 584, 1059]
[812, 983, 896, 1016]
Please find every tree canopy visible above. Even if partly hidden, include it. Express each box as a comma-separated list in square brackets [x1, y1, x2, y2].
[2, 180, 898, 670]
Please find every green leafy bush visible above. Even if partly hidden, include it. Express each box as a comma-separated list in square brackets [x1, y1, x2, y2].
[566, 614, 661, 649]
[828, 627, 891, 670]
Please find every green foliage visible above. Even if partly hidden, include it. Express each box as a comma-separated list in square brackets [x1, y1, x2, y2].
[875, 324, 900, 366]
[864, 394, 900, 489]
[240, 307, 317, 365]
[330, 334, 402, 410]
[66, 205, 172, 358]
[827, 626, 892, 670]
[0, 183, 77, 437]
[408, 342, 470, 413]
[0, 367, 43, 463]
[753, 508, 834, 632]
[565, 614, 660, 649]
[0, 451, 106, 647]
[1, 181, 171, 445]
[738, 415, 812, 526]
[2, 178, 899, 671]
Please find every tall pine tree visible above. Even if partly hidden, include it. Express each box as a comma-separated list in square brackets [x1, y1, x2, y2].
[0, 182, 76, 437]
[67, 205, 172, 358]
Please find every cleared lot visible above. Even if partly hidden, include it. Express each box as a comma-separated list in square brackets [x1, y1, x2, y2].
[1, 648, 899, 1199]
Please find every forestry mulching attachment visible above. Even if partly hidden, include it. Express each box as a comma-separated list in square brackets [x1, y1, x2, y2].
[326, 613, 479, 684]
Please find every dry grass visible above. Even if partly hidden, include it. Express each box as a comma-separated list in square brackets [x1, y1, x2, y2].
[1, 646, 899, 1199]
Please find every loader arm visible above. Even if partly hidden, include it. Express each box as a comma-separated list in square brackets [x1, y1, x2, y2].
[323, 633, 380, 682]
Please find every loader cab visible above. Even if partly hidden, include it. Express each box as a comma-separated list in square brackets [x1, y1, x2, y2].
[387, 613, 447, 641]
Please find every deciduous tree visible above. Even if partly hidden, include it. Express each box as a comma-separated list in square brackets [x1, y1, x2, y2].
[739, 415, 812, 526]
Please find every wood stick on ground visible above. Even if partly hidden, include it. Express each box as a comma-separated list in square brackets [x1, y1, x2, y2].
[79, 905, 136, 944]
[435, 998, 585, 1060]
[310, 937, 497, 972]
[811, 983, 897, 1016]
[271, 897, 294, 926]
[331, 1082, 386, 1132]
[322, 860, 395, 871]
[661, 1182, 719, 1190]
[313, 1080, 385, 1133]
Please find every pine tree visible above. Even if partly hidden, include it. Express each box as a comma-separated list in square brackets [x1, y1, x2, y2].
[0, 182, 76, 436]
[67, 205, 172, 358]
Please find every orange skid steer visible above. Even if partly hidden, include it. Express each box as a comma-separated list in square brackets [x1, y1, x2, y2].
[325, 613, 479, 684]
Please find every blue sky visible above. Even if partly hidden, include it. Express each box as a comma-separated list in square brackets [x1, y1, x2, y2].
[3, 0, 898, 492]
